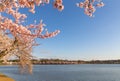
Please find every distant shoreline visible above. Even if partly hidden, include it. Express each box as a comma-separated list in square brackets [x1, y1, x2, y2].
[1, 59, 120, 65]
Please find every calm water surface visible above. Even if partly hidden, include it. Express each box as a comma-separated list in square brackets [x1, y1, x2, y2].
[0, 64, 120, 81]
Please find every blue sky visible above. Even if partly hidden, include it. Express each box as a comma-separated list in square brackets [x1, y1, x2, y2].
[17, 0, 120, 60]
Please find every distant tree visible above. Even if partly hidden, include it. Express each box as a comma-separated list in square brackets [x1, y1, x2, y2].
[0, 0, 104, 73]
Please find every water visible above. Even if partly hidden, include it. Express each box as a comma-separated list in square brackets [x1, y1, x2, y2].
[0, 64, 120, 81]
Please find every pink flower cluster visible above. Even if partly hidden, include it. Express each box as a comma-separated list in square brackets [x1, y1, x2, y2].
[77, 0, 104, 17]
[0, 16, 60, 44]
[18, 0, 50, 13]
[53, 0, 64, 11]
[0, 0, 60, 44]
[0, 0, 50, 13]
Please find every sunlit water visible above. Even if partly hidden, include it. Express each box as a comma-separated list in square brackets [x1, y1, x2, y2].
[0, 64, 120, 81]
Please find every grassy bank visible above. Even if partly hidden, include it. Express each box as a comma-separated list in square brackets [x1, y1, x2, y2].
[0, 73, 15, 81]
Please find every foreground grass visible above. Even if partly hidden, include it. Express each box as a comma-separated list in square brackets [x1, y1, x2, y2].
[0, 73, 15, 81]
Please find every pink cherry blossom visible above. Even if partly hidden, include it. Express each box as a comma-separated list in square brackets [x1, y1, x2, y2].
[53, 0, 64, 11]
[77, 0, 104, 17]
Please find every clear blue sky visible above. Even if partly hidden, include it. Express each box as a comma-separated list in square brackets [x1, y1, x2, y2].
[14, 0, 120, 60]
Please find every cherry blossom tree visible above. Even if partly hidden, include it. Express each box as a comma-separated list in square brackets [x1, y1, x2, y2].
[0, 0, 104, 73]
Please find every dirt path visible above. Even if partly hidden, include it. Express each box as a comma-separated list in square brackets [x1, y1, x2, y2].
[0, 73, 15, 81]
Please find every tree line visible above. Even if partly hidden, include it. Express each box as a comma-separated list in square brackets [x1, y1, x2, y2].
[1, 59, 120, 65]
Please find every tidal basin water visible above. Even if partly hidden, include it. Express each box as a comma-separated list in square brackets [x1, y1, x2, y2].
[0, 64, 120, 81]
